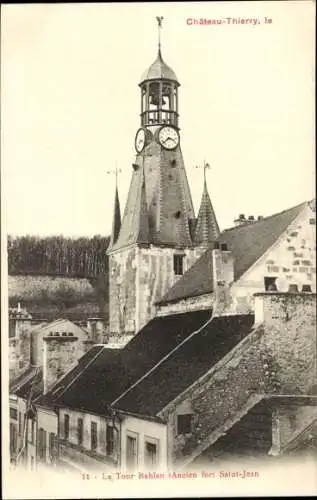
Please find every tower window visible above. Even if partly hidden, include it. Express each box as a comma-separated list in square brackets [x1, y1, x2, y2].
[175, 211, 181, 219]
[264, 277, 278, 291]
[174, 254, 184, 275]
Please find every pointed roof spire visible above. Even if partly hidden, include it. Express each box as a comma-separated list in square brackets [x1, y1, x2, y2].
[194, 162, 220, 246]
[107, 168, 122, 253]
[110, 163, 151, 251]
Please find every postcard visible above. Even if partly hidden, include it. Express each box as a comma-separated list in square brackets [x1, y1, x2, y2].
[1, 1, 316, 498]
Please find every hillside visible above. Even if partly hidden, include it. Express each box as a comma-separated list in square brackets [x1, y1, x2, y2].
[7, 235, 110, 321]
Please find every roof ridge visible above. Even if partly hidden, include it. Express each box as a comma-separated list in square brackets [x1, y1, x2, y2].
[45, 345, 106, 401]
[112, 312, 214, 407]
[222, 200, 308, 235]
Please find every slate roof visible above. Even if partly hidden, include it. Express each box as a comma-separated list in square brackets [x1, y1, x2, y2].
[114, 314, 255, 416]
[107, 184, 121, 252]
[158, 201, 308, 304]
[193, 181, 220, 245]
[35, 345, 106, 407]
[111, 138, 196, 251]
[43, 309, 212, 415]
[140, 48, 178, 83]
[10, 366, 43, 400]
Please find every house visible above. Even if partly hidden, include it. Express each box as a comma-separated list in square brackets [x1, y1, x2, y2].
[156, 200, 316, 316]
[31, 289, 316, 473]
[9, 318, 94, 468]
[10, 21, 316, 474]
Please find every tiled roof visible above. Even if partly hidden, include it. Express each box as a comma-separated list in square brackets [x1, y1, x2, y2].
[158, 201, 308, 304]
[35, 345, 106, 407]
[114, 314, 255, 416]
[111, 141, 196, 251]
[193, 181, 220, 245]
[47, 309, 212, 415]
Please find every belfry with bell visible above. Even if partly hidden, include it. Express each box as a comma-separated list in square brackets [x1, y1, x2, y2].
[107, 17, 219, 344]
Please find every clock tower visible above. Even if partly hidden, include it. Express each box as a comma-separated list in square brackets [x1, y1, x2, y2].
[107, 18, 219, 345]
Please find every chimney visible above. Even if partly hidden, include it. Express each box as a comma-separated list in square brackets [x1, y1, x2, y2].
[212, 242, 234, 315]
[258, 215, 264, 221]
[42, 332, 79, 394]
[248, 215, 255, 222]
[234, 214, 247, 226]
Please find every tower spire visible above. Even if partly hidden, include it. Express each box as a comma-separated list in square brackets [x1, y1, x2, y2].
[106, 166, 122, 253]
[193, 162, 220, 246]
[156, 16, 164, 55]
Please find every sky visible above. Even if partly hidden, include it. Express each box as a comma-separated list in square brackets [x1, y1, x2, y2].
[1, 1, 315, 237]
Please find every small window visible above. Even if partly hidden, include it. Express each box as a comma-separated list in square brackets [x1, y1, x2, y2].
[174, 255, 184, 275]
[64, 414, 69, 440]
[49, 432, 56, 461]
[18, 412, 22, 436]
[145, 441, 158, 469]
[77, 418, 83, 445]
[126, 435, 137, 470]
[264, 277, 277, 291]
[38, 427, 47, 461]
[177, 414, 193, 435]
[91, 421, 98, 451]
[31, 419, 35, 444]
[10, 408, 17, 420]
[106, 425, 114, 455]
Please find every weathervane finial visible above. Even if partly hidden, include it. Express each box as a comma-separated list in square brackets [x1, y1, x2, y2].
[156, 16, 164, 53]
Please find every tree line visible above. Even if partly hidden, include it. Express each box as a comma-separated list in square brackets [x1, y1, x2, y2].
[7, 235, 110, 278]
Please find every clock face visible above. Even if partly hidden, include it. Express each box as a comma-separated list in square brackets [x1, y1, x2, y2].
[135, 128, 146, 153]
[158, 126, 179, 150]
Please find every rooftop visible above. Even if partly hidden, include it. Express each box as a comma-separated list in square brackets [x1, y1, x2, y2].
[158, 200, 310, 304]
[140, 48, 178, 84]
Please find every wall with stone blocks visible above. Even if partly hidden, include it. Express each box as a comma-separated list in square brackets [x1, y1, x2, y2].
[160, 292, 316, 466]
[109, 244, 205, 336]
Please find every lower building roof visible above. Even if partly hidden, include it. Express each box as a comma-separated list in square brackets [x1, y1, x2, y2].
[158, 201, 308, 304]
[114, 314, 255, 416]
[45, 309, 213, 415]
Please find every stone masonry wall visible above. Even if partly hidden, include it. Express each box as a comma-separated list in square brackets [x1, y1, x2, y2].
[156, 204, 316, 317]
[109, 245, 205, 337]
[43, 336, 80, 393]
[160, 293, 316, 466]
